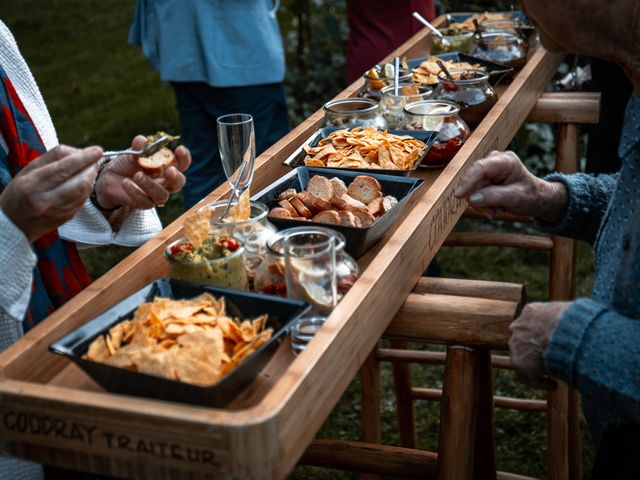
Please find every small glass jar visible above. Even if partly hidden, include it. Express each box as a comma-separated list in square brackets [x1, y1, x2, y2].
[404, 100, 471, 168]
[472, 32, 527, 70]
[432, 28, 475, 54]
[321, 98, 387, 130]
[434, 69, 498, 126]
[199, 200, 278, 284]
[164, 237, 249, 290]
[358, 64, 413, 101]
[379, 83, 434, 129]
[254, 228, 359, 298]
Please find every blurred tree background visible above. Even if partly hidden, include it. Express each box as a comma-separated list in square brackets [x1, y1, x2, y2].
[1, 1, 593, 478]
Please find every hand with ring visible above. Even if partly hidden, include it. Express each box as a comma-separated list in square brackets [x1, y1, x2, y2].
[93, 135, 191, 211]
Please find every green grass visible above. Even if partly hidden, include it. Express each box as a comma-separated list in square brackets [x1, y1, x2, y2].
[1, 2, 596, 478]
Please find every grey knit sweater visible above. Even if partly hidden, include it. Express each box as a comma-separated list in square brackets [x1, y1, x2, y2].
[538, 95, 640, 439]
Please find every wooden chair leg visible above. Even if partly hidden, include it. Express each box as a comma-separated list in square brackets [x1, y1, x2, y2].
[390, 339, 417, 448]
[437, 346, 480, 480]
[547, 383, 570, 480]
[473, 350, 497, 480]
[360, 347, 381, 480]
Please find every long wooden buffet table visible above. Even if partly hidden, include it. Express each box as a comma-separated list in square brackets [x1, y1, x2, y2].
[0, 16, 563, 480]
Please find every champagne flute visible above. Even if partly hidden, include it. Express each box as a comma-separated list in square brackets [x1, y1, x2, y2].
[217, 113, 256, 198]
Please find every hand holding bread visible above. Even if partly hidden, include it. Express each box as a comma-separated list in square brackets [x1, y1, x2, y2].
[94, 134, 191, 211]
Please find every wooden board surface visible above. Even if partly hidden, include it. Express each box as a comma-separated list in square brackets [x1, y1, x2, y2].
[0, 17, 563, 479]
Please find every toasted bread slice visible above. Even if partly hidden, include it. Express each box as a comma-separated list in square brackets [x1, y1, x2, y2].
[137, 147, 175, 174]
[338, 210, 358, 227]
[278, 188, 298, 201]
[330, 177, 348, 198]
[312, 210, 341, 225]
[347, 175, 383, 205]
[332, 194, 368, 213]
[289, 196, 313, 219]
[352, 210, 376, 227]
[299, 191, 332, 212]
[278, 199, 298, 217]
[307, 175, 334, 201]
[367, 197, 385, 217]
[269, 207, 292, 218]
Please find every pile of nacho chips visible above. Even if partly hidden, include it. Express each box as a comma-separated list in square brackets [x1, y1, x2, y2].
[83, 293, 272, 386]
[412, 56, 485, 85]
[448, 12, 512, 31]
[303, 127, 425, 170]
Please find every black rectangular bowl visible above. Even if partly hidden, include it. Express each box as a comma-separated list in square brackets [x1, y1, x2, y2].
[445, 10, 536, 39]
[407, 53, 514, 85]
[252, 167, 424, 258]
[49, 279, 310, 407]
[283, 127, 438, 177]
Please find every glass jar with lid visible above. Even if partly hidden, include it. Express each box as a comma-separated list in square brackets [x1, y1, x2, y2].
[379, 83, 434, 129]
[254, 227, 359, 298]
[358, 63, 413, 101]
[434, 69, 498, 126]
[472, 31, 527, 70]
[404, 100, 471, 167]
[198, 200, 278, 286]
[321, 98, 387, 130]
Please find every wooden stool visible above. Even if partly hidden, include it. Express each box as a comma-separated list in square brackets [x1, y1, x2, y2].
[300, 277, 526, 479]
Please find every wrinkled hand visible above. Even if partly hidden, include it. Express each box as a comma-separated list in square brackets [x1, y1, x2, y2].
[509, 301, 570, 390]
[454, 150, 567, 222]
[0, 145, 103, 242]
[95, 135, 191, 210]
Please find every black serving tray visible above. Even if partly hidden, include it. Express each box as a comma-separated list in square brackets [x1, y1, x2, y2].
[407, 52, 514, 85]
[445, 10, 529, 26]
[283, 127, 438, 177]
[252, 167, 424, 258]
[49, 279, 310, 407]
[445, 10, 536, 40]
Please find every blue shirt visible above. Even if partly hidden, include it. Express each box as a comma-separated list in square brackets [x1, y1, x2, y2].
[128, 0, 285, 88]
[537, 95, 640, 439]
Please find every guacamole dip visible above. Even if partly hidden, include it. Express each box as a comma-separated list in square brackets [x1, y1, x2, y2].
[166, 235, 248, 290]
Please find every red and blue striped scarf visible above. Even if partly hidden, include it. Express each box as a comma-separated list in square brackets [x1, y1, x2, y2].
[0, 64, 90, 330]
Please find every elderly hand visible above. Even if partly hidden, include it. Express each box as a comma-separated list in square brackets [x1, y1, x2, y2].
[454, 150, 567, 222]
[94, 135, 191, 210]
[0, 145, 103, 242]
[509, 301, 570, 390]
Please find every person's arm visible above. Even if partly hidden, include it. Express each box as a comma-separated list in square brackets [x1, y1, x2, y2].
[544, 298, 640, 424]
[0, 209, 36, 351]
[534, 172, 618, 244]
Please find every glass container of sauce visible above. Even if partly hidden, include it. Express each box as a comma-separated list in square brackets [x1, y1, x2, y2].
[432, 28, 475, 54]
[403, 100, 470, 168]
[472, 31, 527, 70]
[165, 236, 249, 290]
[199, 200, 278, 286]
[434, 69, 498, 126]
